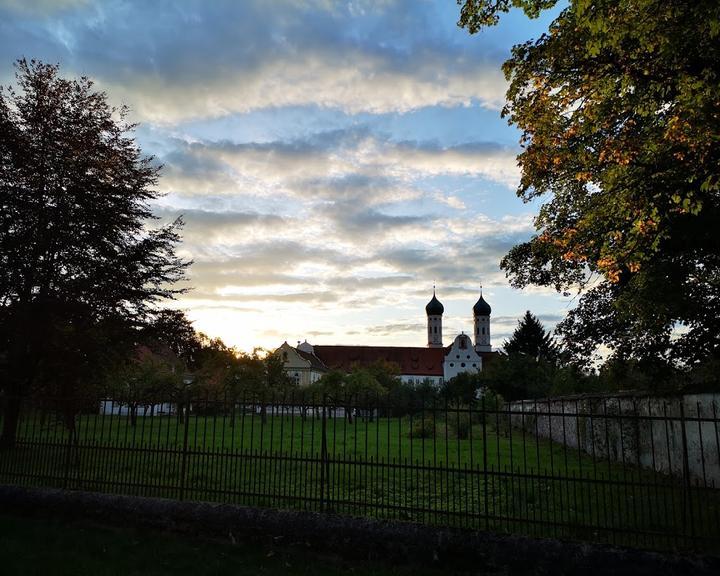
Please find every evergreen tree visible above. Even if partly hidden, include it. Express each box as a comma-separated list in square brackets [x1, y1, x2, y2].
[503, 311, 558, 363]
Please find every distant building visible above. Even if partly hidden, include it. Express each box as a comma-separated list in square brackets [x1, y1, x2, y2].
[279, 288, 497, 386]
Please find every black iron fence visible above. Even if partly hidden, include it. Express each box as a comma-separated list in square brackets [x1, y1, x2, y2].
[0, 392, 719, 553]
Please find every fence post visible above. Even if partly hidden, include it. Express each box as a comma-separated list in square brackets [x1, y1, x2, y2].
[320, 397, 328, 512]
[482, 393, 488, 531]
[62, 419, 74, 490]
[178, 397, 191, 501]
[679, 399, 695, 546]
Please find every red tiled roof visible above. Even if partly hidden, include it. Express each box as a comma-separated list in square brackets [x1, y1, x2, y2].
[312, 345, 445, 376]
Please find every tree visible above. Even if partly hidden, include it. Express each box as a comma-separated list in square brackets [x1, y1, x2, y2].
[479, 353, 554, 400]
[458, 1, 720, 366]
[442, 372, 481, 406]
[0, 60, 190, 447]
[106, 345, 180, 427]
[144, 309, 202, 371]
[503, 311, 559, 363]
[310, 367, 386, 424]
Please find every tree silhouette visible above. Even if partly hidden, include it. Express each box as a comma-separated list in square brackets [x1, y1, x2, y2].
[503, 311, 558, 363]
[0, 60, 190, 447]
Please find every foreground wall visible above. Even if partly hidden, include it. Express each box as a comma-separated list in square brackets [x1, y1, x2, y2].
[1, 485, 717, 576]
[508, 393, 720, 487]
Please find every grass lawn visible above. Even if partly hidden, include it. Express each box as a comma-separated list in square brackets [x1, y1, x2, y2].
[0, 512, 451, 576]
[2, 409, 719, 552]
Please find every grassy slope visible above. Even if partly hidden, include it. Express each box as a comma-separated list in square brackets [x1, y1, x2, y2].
[0, 513, 451, 576]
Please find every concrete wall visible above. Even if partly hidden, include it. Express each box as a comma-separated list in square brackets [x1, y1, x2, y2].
[508, 393, 720, 487]
[400, 375, 443, 387]
[100, 401, 174, 416]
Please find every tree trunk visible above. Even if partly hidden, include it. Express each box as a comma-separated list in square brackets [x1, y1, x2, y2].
[0, 396, 22, 449]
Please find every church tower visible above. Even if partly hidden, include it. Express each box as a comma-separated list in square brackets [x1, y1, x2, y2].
[425, 288, 444, 348]
[473, 287, 492, 352]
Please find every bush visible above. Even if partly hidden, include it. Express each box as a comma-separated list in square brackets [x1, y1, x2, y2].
[410, 414, 437, 439]
[449, 410, 472, 439]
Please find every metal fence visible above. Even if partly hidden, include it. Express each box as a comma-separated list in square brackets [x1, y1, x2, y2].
[1, 392, 719, 554]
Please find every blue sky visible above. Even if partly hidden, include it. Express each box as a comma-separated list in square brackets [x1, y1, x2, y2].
[1, 0, 572, 351]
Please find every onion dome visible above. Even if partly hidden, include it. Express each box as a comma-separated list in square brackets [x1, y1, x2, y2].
[425, 289, 444, 316]
[473, 291, 491, 316]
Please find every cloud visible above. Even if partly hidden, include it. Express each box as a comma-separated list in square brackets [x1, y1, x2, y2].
[1, 0, 571, 351]
[0, 0, 508, 122]
[365, 322, 426, 336]
[105, 54, 507, 123]
[0, 0, 87, 15]
[159, 130, 520, 202]
[155, 208, 286, 243]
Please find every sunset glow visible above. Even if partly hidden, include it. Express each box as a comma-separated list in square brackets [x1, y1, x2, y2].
[1, 0, 570, 352]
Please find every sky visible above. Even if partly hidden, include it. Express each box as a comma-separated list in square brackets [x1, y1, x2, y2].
[0, 0, 573, 352]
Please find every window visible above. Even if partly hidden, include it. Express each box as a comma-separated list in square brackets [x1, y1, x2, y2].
[434, 326, 437, 334]
[472, 363, 476, 368]
[282, 352, 288, 361]
[461, 363, 466, 368]
[449, 363, 454, 367]
[481, 327, 485, 335]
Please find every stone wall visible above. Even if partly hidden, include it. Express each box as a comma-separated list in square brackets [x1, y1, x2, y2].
[1, 485, 718, 575]
[508, 393, 720, 487]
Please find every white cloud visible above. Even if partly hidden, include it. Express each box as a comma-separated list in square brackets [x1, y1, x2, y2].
[0, 0, 88, 15]
[159, 131, 520, 203]
[100, 50, 507, 124]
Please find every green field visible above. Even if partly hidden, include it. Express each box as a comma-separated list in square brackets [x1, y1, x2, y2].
[1, 407, 718, 553]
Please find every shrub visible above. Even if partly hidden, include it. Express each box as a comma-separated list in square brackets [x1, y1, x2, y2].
[450, 410, 472, 439]
[410, 414, 437, 439]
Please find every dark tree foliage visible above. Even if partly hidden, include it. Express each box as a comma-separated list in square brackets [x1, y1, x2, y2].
[442, 372, 481, 406]
[479, 354, 554, 400]
[143, 309, 202, 370]
[0, 60, 190, 446]
[503, 311, 559, 363]
[458, 1, 720, 367]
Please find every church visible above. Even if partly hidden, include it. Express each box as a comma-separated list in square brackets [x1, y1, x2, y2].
[278, 289, 496, 387]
